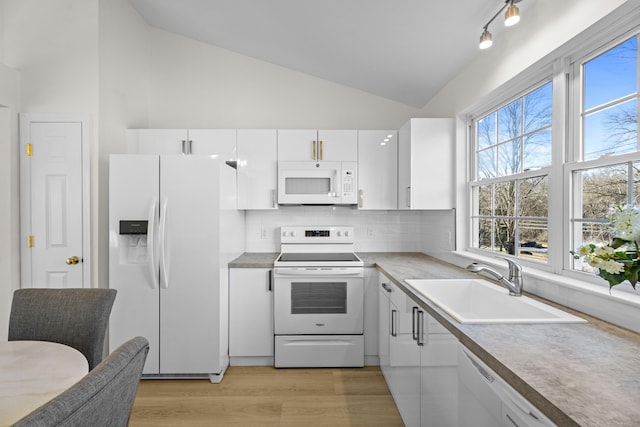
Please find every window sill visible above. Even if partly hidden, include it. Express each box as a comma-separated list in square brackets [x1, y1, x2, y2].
[442, 250, 640, 333]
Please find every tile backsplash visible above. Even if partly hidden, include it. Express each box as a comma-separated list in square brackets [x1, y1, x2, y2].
[245, 206, 455, 253]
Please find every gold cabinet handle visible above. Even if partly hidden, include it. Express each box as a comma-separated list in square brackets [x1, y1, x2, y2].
[319, 140, 323, 160]
[312, 140, 317, 160]
[66, 256, 80, 265]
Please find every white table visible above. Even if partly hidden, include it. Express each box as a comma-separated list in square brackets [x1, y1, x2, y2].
[0, 341, 89, 426]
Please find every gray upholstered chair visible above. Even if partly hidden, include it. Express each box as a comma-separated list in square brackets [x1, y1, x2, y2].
[8, 288, 117, 370]
[12, 336, 149, 427]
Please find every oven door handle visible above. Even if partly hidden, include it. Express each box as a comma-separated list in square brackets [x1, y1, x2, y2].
[274, 267, 363, 276]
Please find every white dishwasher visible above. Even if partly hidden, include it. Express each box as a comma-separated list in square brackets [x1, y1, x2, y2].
[458, 344, 556, 427]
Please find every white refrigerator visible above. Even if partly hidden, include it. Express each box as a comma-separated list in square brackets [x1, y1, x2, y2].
[108, 154, 244, 381]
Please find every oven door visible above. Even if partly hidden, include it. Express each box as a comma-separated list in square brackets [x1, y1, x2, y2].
[274, 267, 364, 335]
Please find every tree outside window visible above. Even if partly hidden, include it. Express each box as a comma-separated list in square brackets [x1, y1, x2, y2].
[472, 82, 552, 262]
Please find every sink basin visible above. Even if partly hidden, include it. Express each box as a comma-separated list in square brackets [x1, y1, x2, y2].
[405, 279, 586, 324]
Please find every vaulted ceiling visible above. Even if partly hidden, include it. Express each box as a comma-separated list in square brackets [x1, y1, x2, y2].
[129, 0, 522, 108]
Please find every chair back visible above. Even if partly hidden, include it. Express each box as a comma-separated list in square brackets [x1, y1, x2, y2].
[12, 336, 149, 427]
[9, 288, 117, 370]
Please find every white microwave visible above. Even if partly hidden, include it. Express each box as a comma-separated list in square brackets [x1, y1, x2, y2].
[277, 161, 357, 205]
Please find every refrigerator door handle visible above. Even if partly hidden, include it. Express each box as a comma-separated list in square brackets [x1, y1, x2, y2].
[147, 197, 159, 289]
[159, 197, 170, 289]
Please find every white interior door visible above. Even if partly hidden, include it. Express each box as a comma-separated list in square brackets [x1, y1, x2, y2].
[20, 115, 89, 288]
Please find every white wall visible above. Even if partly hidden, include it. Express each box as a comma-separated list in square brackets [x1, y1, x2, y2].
[144, 28, 421, 130]
[3, 0, 101, 291]
[421, 0, 628, 117]
[0, 60, 21, 339]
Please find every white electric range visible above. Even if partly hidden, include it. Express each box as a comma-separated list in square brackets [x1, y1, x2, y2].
[273, 226, 364, 368]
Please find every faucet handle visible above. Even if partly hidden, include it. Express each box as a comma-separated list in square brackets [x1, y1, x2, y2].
[505, 259, 522, 281]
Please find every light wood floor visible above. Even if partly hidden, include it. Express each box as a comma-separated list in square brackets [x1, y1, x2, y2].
[129, 366, 404, 426]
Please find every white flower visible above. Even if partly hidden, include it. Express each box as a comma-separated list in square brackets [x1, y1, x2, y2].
[599, 259, 625, 274]
[594, 246, 615, 257]
[577, 245, 593, 256]
[608, 205, 640, 241]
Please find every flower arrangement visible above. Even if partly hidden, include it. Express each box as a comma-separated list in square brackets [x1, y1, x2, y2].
[574, 205, 640, 290]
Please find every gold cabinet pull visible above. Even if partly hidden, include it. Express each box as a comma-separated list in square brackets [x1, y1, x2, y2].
[312, 140, 317, 160]
[319, 140, 323, 160]
[66, 256, 80, 265]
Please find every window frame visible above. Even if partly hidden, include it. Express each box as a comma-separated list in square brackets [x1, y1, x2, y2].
[468, 78, 555, 271]
[464, 24, 640, 288]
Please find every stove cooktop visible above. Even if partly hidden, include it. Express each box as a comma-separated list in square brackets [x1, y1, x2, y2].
[277, 252, 361, 263]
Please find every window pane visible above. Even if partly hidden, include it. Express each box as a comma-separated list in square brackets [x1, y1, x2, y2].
[577, 165, 627, 219]
[478, 184, 492, 216]
[497, 139, 521, 176]
[520, 176, 548, 217]
[633, 162, 640, 205]
[477, 147, 496, 179]
[584, 37, 637, 111]
[478, 113, 497, 149]
[495, 181, 516, 217]
[524, 82, 552, 132]
[523, 129, 552, 170]
[498, 99, 522, 142]
[584, 98, 638, 160]
[518, 220, 548, 262]
[495, 218, 516, 255]
[474, 218, 493, 250]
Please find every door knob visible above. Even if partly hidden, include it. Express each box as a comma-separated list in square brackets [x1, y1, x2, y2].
[66, 256, 80, 265]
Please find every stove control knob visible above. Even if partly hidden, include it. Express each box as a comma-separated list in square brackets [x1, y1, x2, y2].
[291, 231, 297, 237]
[345, 230, 352, 237]
[337, 231, 342, 237]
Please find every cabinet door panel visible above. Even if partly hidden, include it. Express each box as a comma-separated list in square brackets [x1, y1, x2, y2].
[277, 129, 317, 161]
[237, 129, 278, 209]
[318, 130, 357, 161]
[188, 129, 236, 157]
[229, 268, 274, 357]
[358, 130, 398, 209]
[128, 129, 187, 155]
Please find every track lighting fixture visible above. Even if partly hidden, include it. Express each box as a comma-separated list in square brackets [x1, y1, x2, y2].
[479, 0, 522, 50]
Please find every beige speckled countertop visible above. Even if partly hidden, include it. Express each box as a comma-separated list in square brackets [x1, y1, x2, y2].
[229, 252, 640, 426]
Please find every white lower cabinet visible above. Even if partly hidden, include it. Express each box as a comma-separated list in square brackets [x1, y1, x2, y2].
[378, 271, 458, 427]
[378, 273, 421, 427]
[379, 272, 554, 427]
[229, 268, 274, 365]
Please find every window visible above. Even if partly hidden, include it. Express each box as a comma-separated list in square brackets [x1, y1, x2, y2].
[471, 82, 552, 263]
[569, 35, 640, 277]
[467, 20, 640, 291]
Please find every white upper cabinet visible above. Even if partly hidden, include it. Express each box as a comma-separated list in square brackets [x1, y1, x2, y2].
[278, 129, 357, 161]
[357, 130, 398, 209]
[127, 129, 237, 158]
[237, 129, 278, 210]
[398, 118, 454, 210]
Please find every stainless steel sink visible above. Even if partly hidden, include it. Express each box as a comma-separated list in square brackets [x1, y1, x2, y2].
[405, 279, 586, 324]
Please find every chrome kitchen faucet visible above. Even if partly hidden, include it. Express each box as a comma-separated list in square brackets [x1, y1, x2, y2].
[466, 259, 523, 296]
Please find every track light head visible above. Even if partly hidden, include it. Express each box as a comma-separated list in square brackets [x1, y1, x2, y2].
[479, 28, 493, 50]
[504, 2, 520, 26]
